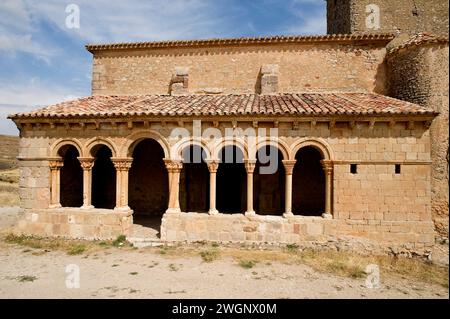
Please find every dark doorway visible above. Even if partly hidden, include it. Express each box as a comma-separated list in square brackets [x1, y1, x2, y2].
[91, 145, 116, 209]
[254, 146, 285, 215]
[129, 139, 168, 226]
[217, 145, 246, 214]
[180, 145, 209, 213]
[59, 145, 83, 207]
[292, 146, 325, 216]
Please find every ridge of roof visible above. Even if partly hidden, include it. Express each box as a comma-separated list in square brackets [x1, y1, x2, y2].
[85, 33, 395, 53]
[387, 32, 449, 54]
[8, 93, 437, 120]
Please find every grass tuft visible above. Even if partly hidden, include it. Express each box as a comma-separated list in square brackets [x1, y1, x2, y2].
[200, 248, 220, 262]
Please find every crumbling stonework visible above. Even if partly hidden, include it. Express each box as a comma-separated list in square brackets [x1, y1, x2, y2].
[387, 41, 449, 236]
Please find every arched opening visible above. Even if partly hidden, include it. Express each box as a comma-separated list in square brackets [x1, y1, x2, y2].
[129, 139, 168, 231]
[58, 145, 83, 207]
[254, 145, 285, 215]
[91, 145, 116, 209]
[180, 145, 209, 213]
[217, 145, 246, 214]
[292, 146, 325, 216]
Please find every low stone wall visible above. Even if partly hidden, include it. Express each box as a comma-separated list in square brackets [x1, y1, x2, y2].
[161, 212, 435, 251]
[16, 208, 133, 240]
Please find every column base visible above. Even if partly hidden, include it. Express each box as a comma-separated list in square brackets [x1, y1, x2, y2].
[81, 205, 94, 210]
[114, 206, 131, 212]
[208, 209, 219, 215]
[245, 211, 256, 216]
[49, 204, 62, 209]
[165, 207, 181, 214]
[322, 212, 332, 219]
[283, 212, 294, 218]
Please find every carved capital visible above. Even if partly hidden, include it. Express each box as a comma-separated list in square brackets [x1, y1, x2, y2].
[49, 160, 63, 170]
[206, 160, 220, 173]
[244, 159, 257, 173]
[112, 158, 133, 171]
[164, 159, 183, 173]
[282, 160, 297, 175]
[320, 159, 333, 173]
[78, 157, 95, 170]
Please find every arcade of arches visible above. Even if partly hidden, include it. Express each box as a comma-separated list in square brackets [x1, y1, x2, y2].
[50, 139, 334, 229]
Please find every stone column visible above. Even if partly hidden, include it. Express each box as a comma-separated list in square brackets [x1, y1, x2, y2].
[164, 159, 183, 213]
[321, 159, 334, 219]
[49, 159, 63, 208]
[206, 160, 219, 215]
[282, 160, 296, 217]
[244, 159, 256, 216]
[78, 157, 95, 209]
[112, 158, 133, 211]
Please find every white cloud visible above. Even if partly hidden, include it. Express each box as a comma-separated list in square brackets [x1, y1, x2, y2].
[0, 78, 85, 135]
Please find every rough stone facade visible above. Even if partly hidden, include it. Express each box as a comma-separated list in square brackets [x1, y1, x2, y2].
[327, 0, 449, 36]
[387, 42, 449, 236]
[8, 3, 449, 253]
[91, 41, 389, 96]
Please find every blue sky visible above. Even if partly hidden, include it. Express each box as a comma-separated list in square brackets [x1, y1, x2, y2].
[0, 0, 326, 135]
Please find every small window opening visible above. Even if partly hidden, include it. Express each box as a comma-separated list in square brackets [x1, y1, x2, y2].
[350, 164, 357, 174]
[395, 164, 401, 174]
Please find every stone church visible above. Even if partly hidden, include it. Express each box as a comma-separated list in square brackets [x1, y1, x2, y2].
[9, 0, 449, 252]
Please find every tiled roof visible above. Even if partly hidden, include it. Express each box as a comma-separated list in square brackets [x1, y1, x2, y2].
[8, 93, 436, 120]
[388, 32, 449, 54]
[86, 33, 394, 53]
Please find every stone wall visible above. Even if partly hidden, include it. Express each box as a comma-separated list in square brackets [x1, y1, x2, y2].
[387, 44, 449, 236]
[16, 208, 132, 240]
[160, 212, 435, 251]
[91, 43, 388, 95]
[327, 0, 449, 35]
[15, 119, 435, 246]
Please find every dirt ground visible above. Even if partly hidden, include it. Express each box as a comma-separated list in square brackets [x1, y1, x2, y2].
[0, 206, 448, 299]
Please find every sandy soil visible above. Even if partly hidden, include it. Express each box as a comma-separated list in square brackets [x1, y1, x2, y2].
[0, 206, 448, 299]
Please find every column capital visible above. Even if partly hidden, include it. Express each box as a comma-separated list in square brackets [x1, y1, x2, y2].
[244, 159, 257, 173]
[282, 159, 297, 175]
[205, 160, 220, 173]
[49, 159, 63, 170]
[164, 159, 183, 173]
[112, 157, 133, 171]
[320, 159, 334, 173]
[78, 157, 95, 170]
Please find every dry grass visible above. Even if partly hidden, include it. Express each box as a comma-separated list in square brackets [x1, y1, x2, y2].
[0, 168, 19, 206]
[3, 233, 132, 255]
[149, 243, 448, 287]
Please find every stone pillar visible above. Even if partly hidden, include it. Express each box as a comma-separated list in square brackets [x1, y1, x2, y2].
[112, 158, 133, 211]
[260, 64, 279, 94]
[170, 67, 189, 95]
[49, 159, 63, 208]
[164, 159, 183, 213]
[244, 160, 256, 216]
[206, 160, 219, 215]
[282, 160, 296, 217]
[321, 160, 334, 219]
[78, 157, 95, 209]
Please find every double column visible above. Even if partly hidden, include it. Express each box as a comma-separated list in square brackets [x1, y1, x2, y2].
[112, 158, 133, 211]
[206, 160, 219, 215]
[164, 159, 183, 214]
[244, 159, 256, 216]
[78, 157, 95, 209]
[282, 160, 297, 217]
[49, 159, 64, 208]
[320, 160, 333, 219]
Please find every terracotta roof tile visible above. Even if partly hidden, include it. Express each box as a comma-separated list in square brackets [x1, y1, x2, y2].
[86, 33, 395, 53]
[388, 32, 449, 54]
[8, 93, 436, 120]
